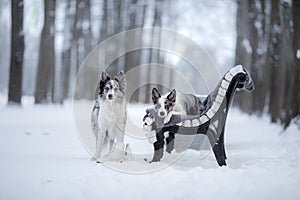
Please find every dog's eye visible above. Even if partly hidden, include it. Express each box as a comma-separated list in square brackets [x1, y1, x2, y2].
[105, 87, 109, 91]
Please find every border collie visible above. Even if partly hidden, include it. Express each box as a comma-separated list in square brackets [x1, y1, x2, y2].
[151, 88, 203, 124]
[91, 70, 129, 163]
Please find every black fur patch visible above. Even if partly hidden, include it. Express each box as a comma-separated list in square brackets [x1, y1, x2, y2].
[99, 73, 111, 97]
[167, 89, 176, 103]
[164, 99, 175, 112]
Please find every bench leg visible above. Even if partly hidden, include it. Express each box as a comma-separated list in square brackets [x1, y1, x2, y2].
[212, 128, 227, 166]
[207, 128, 227, 166]
[219, 128, 227, 159]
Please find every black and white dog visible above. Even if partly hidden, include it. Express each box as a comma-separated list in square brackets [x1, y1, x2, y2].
[149, 88, 203, 153]
[91, 70, 129, 163]
[151, 88, 203, 124]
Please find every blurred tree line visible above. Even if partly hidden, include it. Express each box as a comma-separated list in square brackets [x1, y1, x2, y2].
[235, 0, 300, 128]
[7, 0, 176, 105]
[3, 0, 300, 128]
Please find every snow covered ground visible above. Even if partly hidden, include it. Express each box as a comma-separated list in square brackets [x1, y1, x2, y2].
[0, 104, 300, 200]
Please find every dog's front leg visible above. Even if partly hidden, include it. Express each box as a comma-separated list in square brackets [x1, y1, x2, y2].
[164, 111, 181, 124]
[115, 125, 125, 143]
[94, 128, 106, 163]
[105, 126, 126, 162]
[150, 129, 165, 162]
[166, 132, 175, 153]
[91, 101, 100, 140]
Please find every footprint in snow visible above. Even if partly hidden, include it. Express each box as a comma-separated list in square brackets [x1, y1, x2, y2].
[25, 132, 31, 136]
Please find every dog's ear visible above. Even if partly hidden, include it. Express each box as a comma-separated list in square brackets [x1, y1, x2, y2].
[114, 70, 125, 82]
[167, 89, 176, 103]
[114, 70, 126, 92]
[101, 70, 111, 82]
[152, 88, 161, 104]
[97, 70, 111, 98]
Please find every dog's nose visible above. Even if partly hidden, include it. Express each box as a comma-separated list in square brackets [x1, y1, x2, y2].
[160, 111, 165, 116]
[108, 94, 113, 99]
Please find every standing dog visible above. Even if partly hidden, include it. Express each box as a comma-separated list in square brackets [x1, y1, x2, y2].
[91, 70, 128, 163]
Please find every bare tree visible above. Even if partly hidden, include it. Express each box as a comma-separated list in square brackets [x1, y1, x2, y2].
[74, 0, 92, 68]
[35, 0, 56, 104]
[235, 0, 298, 128]
[278, 1, 294, 127]
[99, 0, 108, 41]
[151, 0, 163, 94]
[288, 0, 300, 126]
[124, 0, 143, 102]
[8, 0, 24, 105]
[234, 1, 252, 113]
[61, 0, 76, 102]
[145, 0, 163, 103]
[268, 0, 283, 122]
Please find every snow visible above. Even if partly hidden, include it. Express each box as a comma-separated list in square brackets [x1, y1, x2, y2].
[0, 104, 300, 200]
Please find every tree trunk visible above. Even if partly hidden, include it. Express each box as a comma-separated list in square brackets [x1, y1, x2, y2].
[61, 0, 76, 101]
[99, 0, 108, 42]
[290, 0, 300, 125]
[8, 0, 24, 105]
[137, 1, 148, 102]
[248, 0, 265, 114]
[279, 1, 294, 127]
[234, 0, 253, 113]
[35, 0, 56, 104]
[145, 0, 162, 103]
[74, 0, 92, 68]
[268, 0, 282, 122]
[124, 0, 140, 102]
[258, 0, 271, 115]
[152, 0, 163, 94]
[145, 16, 155, 103]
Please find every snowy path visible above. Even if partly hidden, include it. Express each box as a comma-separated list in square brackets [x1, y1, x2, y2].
[0, 105, 300, 200]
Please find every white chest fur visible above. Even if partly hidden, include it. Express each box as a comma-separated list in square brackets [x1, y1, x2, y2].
[98, 100, 127, 130]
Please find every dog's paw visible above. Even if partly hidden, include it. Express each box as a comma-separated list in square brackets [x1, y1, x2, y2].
[145, 131, 157, 144]
[103, 142, 127, 162]
[164, 111, 182, 124]
[143, 124, 152, 132]
[149, 158, 161, 163]
[166, 146, 173, 154]
[93, 157, 103, 163]
[164, 114, 173, 124]
[143, 116, 154, 126]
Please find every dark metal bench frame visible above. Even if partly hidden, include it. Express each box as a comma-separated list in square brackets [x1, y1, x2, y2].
[147, 70, 253, 166]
